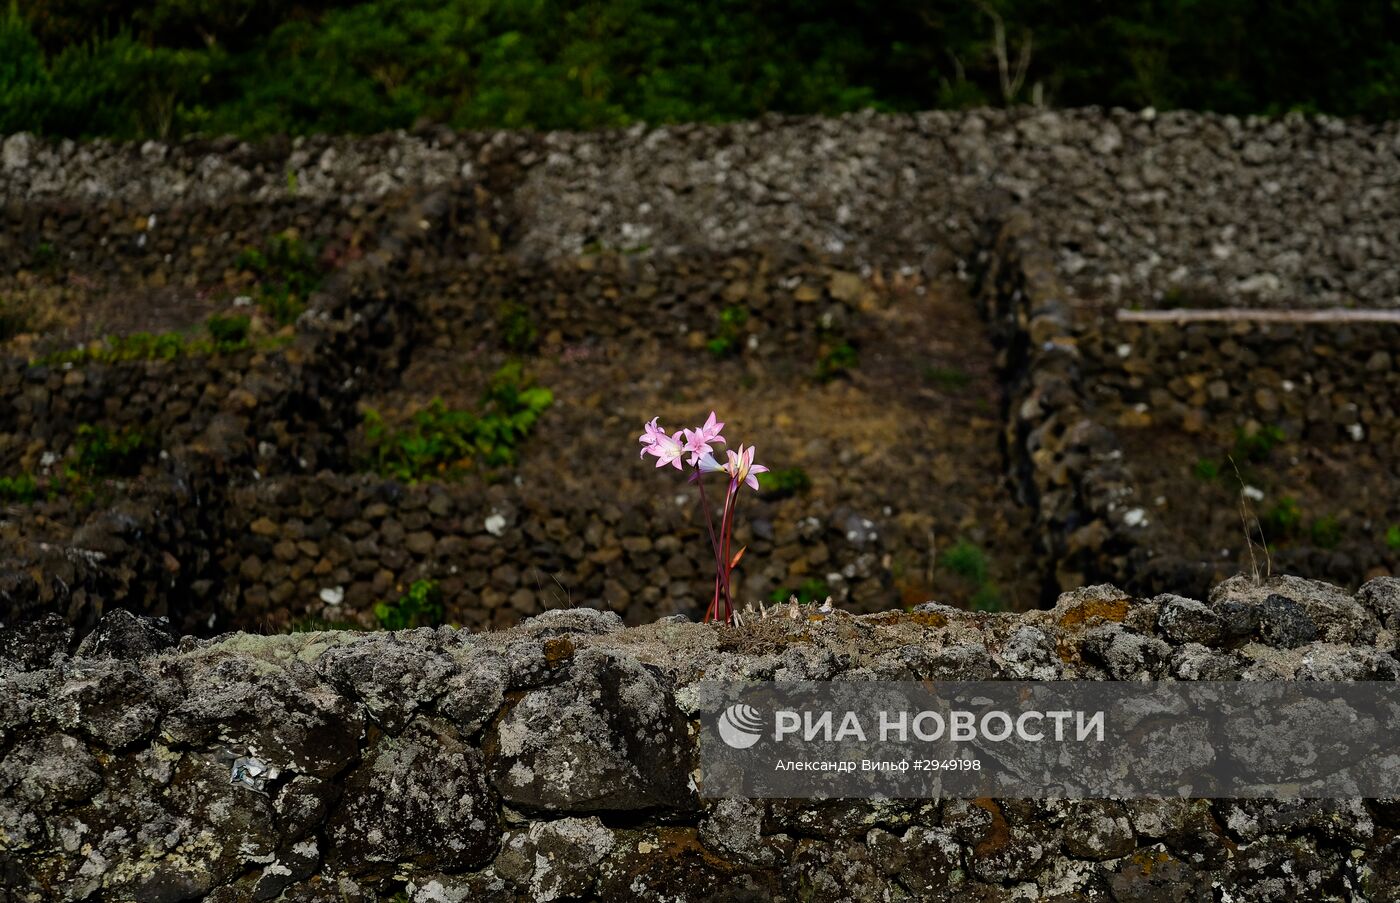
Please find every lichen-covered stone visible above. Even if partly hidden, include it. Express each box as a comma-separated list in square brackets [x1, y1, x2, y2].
[315, 632, 458, 731]
[1155, 594, 1223, 646]
[1210, 574, 1377, 645]
[1062, 800, 1136, 860]
[1359, 576, 1400, 632]
[486, 647, 693, 812]
[73, 609, 177, 660]
[327, 720, 499, 873]
[2, 574, 1396, 900]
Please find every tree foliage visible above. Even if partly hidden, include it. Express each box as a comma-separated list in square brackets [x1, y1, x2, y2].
[3, 0, 1398, 139]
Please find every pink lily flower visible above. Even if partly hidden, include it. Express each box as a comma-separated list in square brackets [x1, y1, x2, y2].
[682, 411, 726, 465]
[728, 444, 769, 491]
[641, 427, 687, 470]
[638, 417, 669, 458]
[638, 412, 770, 626]
[698, 445, 768, 490]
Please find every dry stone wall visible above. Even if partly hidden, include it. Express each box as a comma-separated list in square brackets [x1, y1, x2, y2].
[2, 575, 1398, 901]
[5, 107, 1400, 630]
[8, 107, 1399, 305]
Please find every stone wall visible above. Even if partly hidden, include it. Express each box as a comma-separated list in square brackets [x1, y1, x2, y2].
[976, 212, 1137, 601]
[0, 218, 922, 632]
[2, 573, 1398, 901]
[6, 108, 1400, 631]
[8, 107, 1400, 306]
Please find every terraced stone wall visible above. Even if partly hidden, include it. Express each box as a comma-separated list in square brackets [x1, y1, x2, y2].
[5, 108, 1400, 633]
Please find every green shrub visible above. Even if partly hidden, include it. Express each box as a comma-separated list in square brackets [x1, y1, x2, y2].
[768, 577, 830, 605]
[1386, 524, 1400, 551]
[206, 313, 251, 348]
[236, 232, 323, 326]
[497, 299, 538, 352]
[1309, 516, 1342, 549]
[816, 340, 858, 382]
[1192, 458, 1220, 480]
[941, 539, 988, 584]
[970, 582, 1004, 612]
[757, 466, 811, 499]
[0, 4, 53, 134]
[940, 538, 1004, 611]
[69, 424, 152, 479]
[43, 30, 213, 138]
[1234, 424, 1286, 463]
[362, 363, 553, 481]
[707, 305, 749, 358]
[32, 241, 58, 270]
[37, 326, 287, 365]
[5, 0, 1400, 142]
[1261, 496, 1302, 539]
[374, 579, 444, 630]
[0, 474, 38, 503]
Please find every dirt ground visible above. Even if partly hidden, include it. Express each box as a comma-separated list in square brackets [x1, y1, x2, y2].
[372, 275, 1046, 612]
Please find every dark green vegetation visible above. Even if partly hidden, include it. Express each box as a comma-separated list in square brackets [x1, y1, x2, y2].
[236, 233, 324, 327]
[3, 1, 1397, 140]
[707, 305, 748, 359]
[769, 577, 831, 605]
[361, 363, 553, 482]
[374, 578, 445, 630]
[757, 466, 811, 499]
[37, 315, 260, 365]
[940, 538, 1003, 611]
[496, 299, 538, 353]
[69, 423, 151, 479]
[815, 340, 858, 382]
[1190, 426, 1359, 554]
[0, 473, 38, 503]
[0, 422, 155, 506]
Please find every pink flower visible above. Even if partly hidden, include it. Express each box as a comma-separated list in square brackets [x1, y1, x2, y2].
[639, 417, 686, 470]
[729, 444, 769, 490]
[682, 411, 726, 465]
[696, 451, 725, 474]
[638, 417, 668, 457]
[699, 444, 768, 490]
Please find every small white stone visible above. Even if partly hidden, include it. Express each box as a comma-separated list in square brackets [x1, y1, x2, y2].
[1116, 343, 1133, 358]
[1242, 485, 1265, 501]
[484, 513, 507, 536]
[1123, 508, 1148, 528]
[319, 586, 344, 606]
[1348, 423, 1365, 441]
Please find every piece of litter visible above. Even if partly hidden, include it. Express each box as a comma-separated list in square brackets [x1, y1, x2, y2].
[230, 756, 280, 793]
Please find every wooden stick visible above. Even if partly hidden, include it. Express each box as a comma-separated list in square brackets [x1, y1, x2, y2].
[1117, 308, 1400, 324]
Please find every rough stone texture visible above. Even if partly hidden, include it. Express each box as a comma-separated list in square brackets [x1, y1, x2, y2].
[3, 578, 1398, 901]
[5, 109, 1400, 307]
